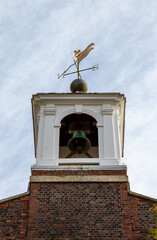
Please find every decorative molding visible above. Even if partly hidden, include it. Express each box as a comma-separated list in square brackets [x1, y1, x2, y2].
[37, 94, 124, 102]
[55, 107, 102, 126]
[82, 109, 102, 124]
[117, 105, 121, 121]
[96, 123, 103, 127]
[43, 105, 56, 116]
[75, 104, 82, 113]
[55, 109, 75, 125]
[54, 124, 61, 128]
[37, 112, 40, 126]
[101, 106, 114, 115]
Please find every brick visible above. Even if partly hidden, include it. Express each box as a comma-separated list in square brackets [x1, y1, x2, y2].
[0, 195, 29, 239]
[0, 170, 156, 239]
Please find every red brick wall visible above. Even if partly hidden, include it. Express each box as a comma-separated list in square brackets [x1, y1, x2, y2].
[28, 181, 133, 239]
[129, 194, 155, 239]
[0, 194, 29, 240]
[27, 170, 155, 239]
[0, 170, 156, 240]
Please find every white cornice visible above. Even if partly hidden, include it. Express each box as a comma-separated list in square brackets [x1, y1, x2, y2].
[32, 93, 125, 104]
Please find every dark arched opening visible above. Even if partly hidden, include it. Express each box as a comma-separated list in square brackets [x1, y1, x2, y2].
[59, 113, 98, 158]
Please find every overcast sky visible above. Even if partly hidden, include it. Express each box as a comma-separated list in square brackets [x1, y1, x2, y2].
[0, 0, 157, 199]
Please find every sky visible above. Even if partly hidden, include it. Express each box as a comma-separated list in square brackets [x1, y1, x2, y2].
[0, 0, 157, 199]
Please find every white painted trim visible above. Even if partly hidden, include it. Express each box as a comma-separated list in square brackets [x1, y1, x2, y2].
[38, 96, 123, 101]
[43, 105, 56, 115]
[55, 107, 102, 126]
[31, 164, 127, 170]
[101, 105, 114, 115]
[58, 158, 99, 165]
[75, 104, 82, 113]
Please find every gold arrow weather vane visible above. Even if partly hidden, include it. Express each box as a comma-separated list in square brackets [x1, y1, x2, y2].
[58, 43, 98, 79]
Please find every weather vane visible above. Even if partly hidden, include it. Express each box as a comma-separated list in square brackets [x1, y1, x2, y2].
[58, 43, 98, 93]
[58, 43, 98, 79]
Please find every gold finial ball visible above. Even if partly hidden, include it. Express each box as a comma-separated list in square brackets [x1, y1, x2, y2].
[70, 79, 88, 93]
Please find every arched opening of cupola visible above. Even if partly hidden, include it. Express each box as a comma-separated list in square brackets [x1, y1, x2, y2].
[59, 113, 98, 158]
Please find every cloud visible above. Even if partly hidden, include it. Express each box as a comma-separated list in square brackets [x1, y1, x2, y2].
[0, 0, 157, 199]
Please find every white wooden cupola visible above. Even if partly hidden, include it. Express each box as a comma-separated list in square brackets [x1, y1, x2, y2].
[31, 92, 126, 170]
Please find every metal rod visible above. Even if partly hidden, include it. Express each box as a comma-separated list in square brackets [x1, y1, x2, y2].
[63, 66, 98, 77]
[72, 55, 82, 80]
[85, 152, 93, 158]
[58, 62, 76, 79]
[65, 152, 74, 158]
[77, 62, 80, 79]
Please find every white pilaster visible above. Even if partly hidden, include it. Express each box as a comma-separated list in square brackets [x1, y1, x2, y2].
[101, 105, 118, 165]
[53, 125, 60, 161]
[97, 124, 104, 159]
[37, 105, 56, 165]
[36, 106, 45, 163]
[112, 107, 121, 162]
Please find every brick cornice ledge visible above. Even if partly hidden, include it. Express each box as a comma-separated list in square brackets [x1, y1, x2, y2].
[30, 175, 128, 182]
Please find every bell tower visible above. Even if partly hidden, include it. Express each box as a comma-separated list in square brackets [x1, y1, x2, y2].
[31, 92, 126, 169]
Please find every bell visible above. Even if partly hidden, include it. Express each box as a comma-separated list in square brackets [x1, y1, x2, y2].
[67, 130, 91, 154]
